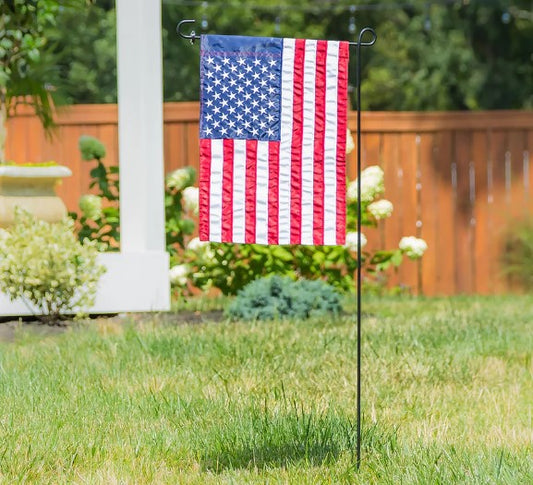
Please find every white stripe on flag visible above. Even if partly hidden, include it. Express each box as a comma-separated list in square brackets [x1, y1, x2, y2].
[232, 139, 246, 243]
[323, 41, 340, 245]
[300, 40, 317, 245]
[255, 141, 269, 245]
[278, 38, 295, 245]
[209, 139, 224, 242]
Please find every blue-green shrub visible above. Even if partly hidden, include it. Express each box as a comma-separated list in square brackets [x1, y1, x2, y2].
[225, 276, 343, 321]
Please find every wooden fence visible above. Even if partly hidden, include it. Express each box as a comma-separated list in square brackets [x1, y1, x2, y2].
[5, 103, 533, 295]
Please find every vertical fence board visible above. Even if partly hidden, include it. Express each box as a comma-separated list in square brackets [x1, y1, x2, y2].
[381, 133, 402, 289]
[25, 116, 44, 162]
[7, 116, 28, 162]
[397, 133, 419, 293]
[164, 123, 187, 173]
[472, 131, 490, 294]
[362, 134, 380, 167]
[454, 131, 474, 293]
[56, 125, 83, 211]
[419, 133, 437, 296]
[186, 122, 200, 170]
[508, 130, 526, 220]
[488, 131, 508, 293]
[433, 131, 455, 295]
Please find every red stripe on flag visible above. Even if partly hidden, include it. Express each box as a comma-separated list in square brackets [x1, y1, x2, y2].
[245, 139, 258, 244]
[222, 139, 234, 242]
[268, 141, 280, 244]
[290, 39, 306, 245]
[336, 42, 349, 245]
[199, 138, 211, 241]
[313, 40, 328, 245]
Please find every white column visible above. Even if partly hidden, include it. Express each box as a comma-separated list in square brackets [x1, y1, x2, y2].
[116, 0, 166, 252]
[0, 0, 171, 316]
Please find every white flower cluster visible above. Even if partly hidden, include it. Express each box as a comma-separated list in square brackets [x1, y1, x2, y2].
[399, 236, 428, 259]
[186, 237, 217, 263]
[347, 165, 385, 203]
[169, 264, 189, 286]
[368, 199, 393, 219]
[166, 167, 193, 190]
[182, 186, 199, 215]
[346, 128, 355, 155]
[187, 237, 207, 251]
[79, 194, 103, 220]
[0, 209, 106, 320]
[344, 231, 367, 252]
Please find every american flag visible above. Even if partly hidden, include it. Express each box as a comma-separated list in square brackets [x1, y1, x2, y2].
[198, 34, 349, 245]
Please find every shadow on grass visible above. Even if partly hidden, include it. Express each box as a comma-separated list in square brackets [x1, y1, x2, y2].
[196, 404, 394, 472]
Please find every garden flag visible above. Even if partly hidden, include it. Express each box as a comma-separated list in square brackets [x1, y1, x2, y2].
[198, 34, 349, 245]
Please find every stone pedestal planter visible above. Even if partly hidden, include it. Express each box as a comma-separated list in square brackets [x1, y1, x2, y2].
[0, 165, 72, 228]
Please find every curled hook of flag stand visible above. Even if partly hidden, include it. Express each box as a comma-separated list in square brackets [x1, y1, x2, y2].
[176, 19, 198, 43]
[177, 19, 376, 469]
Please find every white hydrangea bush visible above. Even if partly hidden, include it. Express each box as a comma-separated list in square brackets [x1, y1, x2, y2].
[169, 264, 189, 286]
[0, 209, 106, 323]
[165, 160, 429, 296]
[345, 164, 428, 279]
[182, 186, 199, 215]
[399, 236, 428, 259]
[344, 231, 368, 252]
[347, 165, 385, 203]
[166, 167, 195, 191]
[367, 199, 393, 220]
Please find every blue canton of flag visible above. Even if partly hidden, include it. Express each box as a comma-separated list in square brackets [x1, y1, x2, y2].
[200, 35, 282, 141]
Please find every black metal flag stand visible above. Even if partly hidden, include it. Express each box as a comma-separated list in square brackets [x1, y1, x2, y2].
[177, 20, 376, 469]
[352, 27, 377, 469]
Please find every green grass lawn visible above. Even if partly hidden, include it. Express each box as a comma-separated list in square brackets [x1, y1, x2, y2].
[0, 296, 532, 484]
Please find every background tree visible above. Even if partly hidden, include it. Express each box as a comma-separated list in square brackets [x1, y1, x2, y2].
[40, 0, 533, 111]
[0, 0, 91, 164]
[46, 0, 116, 104]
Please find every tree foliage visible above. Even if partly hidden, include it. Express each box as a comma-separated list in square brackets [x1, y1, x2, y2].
[40, 0, 533, 110]
[0, 0, 90, 163]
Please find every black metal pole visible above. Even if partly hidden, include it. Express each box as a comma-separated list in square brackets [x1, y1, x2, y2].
[353, 27, 376, 470]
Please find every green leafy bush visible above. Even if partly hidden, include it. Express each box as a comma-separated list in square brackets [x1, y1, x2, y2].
[0, 209, 106, 324]
[71, 135, 120, 249]
[225, 275, 343, 321]
[501, 219, 533, 289]
[188, 243, 358, 296]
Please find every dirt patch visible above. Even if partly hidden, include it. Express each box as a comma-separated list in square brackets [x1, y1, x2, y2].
[0, 319, 70, 343]
[98, 310, 226, 328]
[0, 310, 226, 343]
